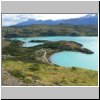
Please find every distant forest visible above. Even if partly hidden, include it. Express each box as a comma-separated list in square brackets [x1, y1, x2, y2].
[2, 24, 98, 38]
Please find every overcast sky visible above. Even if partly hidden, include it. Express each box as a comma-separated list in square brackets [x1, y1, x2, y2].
[2, 14, 92, 26]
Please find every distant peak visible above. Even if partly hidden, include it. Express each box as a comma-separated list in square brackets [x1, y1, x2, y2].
[84, 14, 97, 18]
[27, 19, 35, 21]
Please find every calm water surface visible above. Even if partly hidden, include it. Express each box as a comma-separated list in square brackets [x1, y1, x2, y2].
[11, 36, 98, 70]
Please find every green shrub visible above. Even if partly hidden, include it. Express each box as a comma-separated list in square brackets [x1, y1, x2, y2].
[32, 74, 41, 80]
[9, 69, 24, 79]
[29, 63, 40, 71]
[71, 66, 77, 71]
[71, 79, 78, 83]
[24, 76, 33, 84]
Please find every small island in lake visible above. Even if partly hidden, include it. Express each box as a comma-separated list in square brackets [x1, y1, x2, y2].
[30, 40, 50, 43]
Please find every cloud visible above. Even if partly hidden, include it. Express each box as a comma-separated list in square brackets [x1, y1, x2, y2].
[2, 14, 89, 26]
[2, 14, 28, 26]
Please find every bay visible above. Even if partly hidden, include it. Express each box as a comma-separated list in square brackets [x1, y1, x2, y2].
[11, 36, 98, 70]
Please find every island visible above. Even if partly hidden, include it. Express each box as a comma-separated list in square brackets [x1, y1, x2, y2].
[29, 40, 50, 43]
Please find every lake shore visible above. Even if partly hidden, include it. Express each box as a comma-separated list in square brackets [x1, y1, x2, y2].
[2, 38, 94, 66]
[2, 37, 98, 86]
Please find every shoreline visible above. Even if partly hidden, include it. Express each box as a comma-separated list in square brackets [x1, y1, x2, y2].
[2, 39, 95, 69]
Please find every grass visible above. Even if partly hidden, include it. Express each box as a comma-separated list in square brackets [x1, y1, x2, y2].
[2, 59, 98, 86]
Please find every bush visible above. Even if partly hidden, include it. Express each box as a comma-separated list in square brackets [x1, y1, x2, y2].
[29, 63, 40, 71]
[71, 67, 77, 71]
[9, 69, 24, 79]
[32, 75, 41, 80]
[24, 76, 33, 84]
[71, 79, 78, 83]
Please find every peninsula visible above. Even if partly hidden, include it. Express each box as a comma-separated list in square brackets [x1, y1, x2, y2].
[2, 38, 97, 86]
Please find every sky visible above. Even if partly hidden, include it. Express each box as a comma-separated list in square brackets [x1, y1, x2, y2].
[2, 14, 92, 26]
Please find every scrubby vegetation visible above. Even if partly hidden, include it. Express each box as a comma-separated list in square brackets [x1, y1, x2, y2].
[2, 60, 98, 86]
[2, 39, 94, 66]
[39, 41, 94, 54]
[30, 40, 50, 43]
[2, 39, 98, 86]
[2, 17, 98, 86]
[2, 24, 97, 38]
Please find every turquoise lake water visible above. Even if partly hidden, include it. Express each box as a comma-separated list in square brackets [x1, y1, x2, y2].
[11, 36, 98, 70]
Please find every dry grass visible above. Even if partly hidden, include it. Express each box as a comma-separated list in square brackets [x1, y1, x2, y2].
[2, 60, 98, 86]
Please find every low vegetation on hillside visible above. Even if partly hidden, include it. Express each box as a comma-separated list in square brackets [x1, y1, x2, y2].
[2, 24, 97, 38]
[2, 60, 98, 86]
[2, 39, 98, 86]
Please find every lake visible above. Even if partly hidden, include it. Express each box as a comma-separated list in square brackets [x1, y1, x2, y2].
[11, 36, 98, 70]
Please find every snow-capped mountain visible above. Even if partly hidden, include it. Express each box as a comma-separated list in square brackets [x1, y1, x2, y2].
[15, 14, 98, 26]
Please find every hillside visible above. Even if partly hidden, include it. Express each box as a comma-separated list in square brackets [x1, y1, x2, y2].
[2, 60, 98, 86]
[2, 39, 98, 86]
[2, 24, 98, 38]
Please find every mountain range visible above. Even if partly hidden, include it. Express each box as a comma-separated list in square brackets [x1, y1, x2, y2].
[15, 14, 98, 26]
